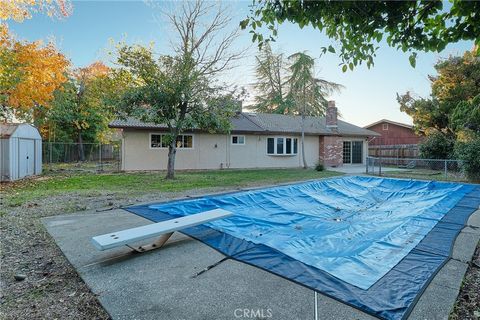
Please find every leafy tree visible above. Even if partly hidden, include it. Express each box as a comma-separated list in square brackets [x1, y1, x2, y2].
[419, 131, 455, 160]
[35, 62, 124, 160]
[0, 28, 22, 120]
[287, 52, 342, 168]
[455, 135, 480, 181]
[0, 26, 69, 121]
[253, 47, 342, 168]
[398, 48, 480, 135]
[115, 0, 244, 179]
[397, 93, 448, 135]
[240, 1, 480, 70]
[450, 94, 480, 134]
[287, 52, 342, 117]
[0, 0, 71, 121]
[252, 44, 292, 114]
[0, 0, 72, 22]
[430, 49, 480, 110]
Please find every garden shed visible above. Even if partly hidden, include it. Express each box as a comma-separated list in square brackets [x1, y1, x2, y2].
[0, 123, 42, 181]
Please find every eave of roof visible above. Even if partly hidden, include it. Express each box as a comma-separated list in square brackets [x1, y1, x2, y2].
[363, 119, 413, 130]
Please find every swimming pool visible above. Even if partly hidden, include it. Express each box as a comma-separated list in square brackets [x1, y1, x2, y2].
[127, 176, 480, 320]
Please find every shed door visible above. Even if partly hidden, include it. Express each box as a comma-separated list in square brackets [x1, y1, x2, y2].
[19, 139, 35, 178]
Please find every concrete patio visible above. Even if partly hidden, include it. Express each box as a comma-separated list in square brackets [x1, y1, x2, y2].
[42, 203, 480, 320]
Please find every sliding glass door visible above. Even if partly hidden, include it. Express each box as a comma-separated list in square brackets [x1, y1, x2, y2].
[343, 141, 363, 164]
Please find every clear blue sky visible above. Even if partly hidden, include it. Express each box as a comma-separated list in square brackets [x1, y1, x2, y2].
[10, 0, 474, 127]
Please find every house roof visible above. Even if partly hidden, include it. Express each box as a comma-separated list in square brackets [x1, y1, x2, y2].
[363, 119, 413, 130]
[0, 123, 20, 138]
[110, 112, 379, 137]
[243, 113, 379, 136]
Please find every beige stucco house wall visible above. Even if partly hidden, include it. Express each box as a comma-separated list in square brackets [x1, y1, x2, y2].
[121, 130, 321, 171]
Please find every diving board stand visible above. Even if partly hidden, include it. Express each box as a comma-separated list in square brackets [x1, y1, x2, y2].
[91, 208, 233, 253]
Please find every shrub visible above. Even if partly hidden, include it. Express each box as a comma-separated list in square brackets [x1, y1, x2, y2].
[315, 162, 325, 171]
[419, 131, 455, 160]
[454, 137, 480, 181]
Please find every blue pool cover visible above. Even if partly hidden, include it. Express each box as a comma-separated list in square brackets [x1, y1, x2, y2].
[126, 176, 480, 320]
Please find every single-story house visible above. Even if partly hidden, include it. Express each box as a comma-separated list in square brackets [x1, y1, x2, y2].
[109, 102, 379, 171]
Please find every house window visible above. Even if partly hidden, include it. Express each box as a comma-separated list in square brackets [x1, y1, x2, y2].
[267, 138, 275, 154]
[277, 138, 284, 154]
[150, 133, 193, 149]
[267, 137, 298, 155]
[231, 135, 245, 145]
[151, 134, 163, 148]
[286, 138, 292, 154]
[383, 123, 389, 130]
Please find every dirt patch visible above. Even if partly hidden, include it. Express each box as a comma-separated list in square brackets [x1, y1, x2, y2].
[451, 241, 480, 320]
[0, 186, 246, 320]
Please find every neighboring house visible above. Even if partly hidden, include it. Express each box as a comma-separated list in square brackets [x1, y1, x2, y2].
[110, 102, 379, 171]
[364, 119, 422, 146]
[364, 119, 423, 158]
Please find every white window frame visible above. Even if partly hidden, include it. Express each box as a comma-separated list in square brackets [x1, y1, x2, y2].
[343, 140, 363, 164]
[383, 123, 389, 130]
[266, 136, 298, 156]
[231, 135, 245, 145]
[149, 133, 194, 150]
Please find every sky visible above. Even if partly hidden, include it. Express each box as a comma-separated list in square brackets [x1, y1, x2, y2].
[9, 0, 474, 127]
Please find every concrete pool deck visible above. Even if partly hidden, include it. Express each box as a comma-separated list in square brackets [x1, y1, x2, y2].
[43, 205, 480, 320]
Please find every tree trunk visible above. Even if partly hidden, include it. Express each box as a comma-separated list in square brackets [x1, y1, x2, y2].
[166, 141, 177, 179]
[301, 113, 307, 169]
[78, 131, 85, 162]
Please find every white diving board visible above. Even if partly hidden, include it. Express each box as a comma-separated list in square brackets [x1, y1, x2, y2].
[91, 208, 233, 252]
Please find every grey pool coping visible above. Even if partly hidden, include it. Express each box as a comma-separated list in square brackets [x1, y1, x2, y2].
[42, 181, 480, 320]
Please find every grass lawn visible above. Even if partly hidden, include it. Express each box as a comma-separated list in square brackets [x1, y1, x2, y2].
[2, 168, 342, 207]
[374, 168, 469, 182]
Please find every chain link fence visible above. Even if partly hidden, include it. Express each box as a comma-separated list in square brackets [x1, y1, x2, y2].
[366, 156, 467, 181]
[42, 142, 121, 173]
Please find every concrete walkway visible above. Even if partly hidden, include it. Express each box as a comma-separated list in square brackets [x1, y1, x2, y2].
[43, 206, 480, 320]
[329, 164, 408, 175]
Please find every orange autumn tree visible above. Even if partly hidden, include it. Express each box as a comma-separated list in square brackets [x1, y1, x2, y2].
[0, 0, 72, 22]
[35, 61, 127, 158]
[0, 0, 71, 121]
[0, 27, 69, 121]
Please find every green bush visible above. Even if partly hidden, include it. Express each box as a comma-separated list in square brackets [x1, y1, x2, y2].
[315, 162, 325, 171]
[454, 137, 480, 181]
[419, 131, 455, 160]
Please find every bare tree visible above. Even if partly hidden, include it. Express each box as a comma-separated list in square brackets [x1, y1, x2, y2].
[116, 0, 245, 179]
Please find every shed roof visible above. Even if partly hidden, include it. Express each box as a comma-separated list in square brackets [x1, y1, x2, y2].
[110, 112, 379, 137]
[0, 123, 20, 138]
[0, 123, 42, 139]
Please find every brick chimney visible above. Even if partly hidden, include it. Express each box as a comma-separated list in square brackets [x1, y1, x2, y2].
[326, 100, 338, 129]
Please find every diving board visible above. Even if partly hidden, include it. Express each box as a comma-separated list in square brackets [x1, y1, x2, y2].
[91, 208, 233, 252]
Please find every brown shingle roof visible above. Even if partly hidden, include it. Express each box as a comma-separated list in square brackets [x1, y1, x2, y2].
[109, 112, 379, 137]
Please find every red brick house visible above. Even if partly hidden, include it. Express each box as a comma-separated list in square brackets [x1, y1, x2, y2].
[364, 119, 422, 146]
